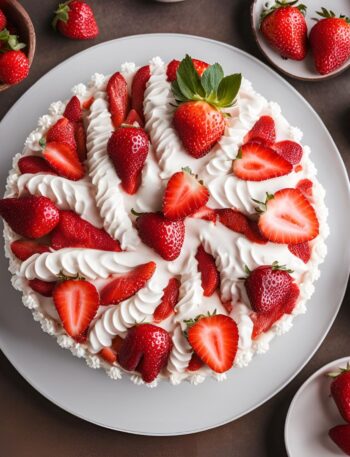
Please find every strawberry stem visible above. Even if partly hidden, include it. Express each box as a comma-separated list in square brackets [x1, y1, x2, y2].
[313, 8, 349, 23]
[252, 192, 274, 213]
[52, 1, 71, 29]
[260, 0, 307, 21]
[0, 29, 26, 53]
[57, 271, 86, 282]
[327, 362, 350, 378]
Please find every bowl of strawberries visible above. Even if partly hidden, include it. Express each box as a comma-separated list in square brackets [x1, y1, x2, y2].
[0, 0, 35, 91]
[251, 0, 350, 81]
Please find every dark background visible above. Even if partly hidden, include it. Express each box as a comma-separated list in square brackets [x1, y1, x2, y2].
[0, 1, 349, 456]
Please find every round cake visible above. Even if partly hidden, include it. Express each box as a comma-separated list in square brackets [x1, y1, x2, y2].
[1, 55, 329, 386]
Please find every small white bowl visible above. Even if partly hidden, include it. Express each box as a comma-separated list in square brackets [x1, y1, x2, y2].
[285, 356, 350, 456]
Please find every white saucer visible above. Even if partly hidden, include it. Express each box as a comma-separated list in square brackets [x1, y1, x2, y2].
[251, 0, 350, 81]
[285, 356, 350, 456]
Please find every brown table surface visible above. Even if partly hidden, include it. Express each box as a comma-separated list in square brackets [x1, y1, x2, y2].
[1, 0, 349, 455]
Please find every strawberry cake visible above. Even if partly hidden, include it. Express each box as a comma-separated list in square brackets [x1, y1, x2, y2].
[1, 55, 329, 386]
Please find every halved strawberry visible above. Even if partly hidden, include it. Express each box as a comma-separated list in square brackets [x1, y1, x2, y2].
[10, 239, 50, 261]
[100, 262, 156, 305]
[125, 108, 144, 127]
[46, 117, 77, 152]
[288, 242, 311, 263]
[216, 208, 268, 245]
[258, 188, 319, 244]
[244, 116, 276, 145]
[42, 141, 84, 181]
[296, 178, 313, 199]
[187, 314, 239, 373]
[187, 352, 204, 371]
[53, 279, 99, 342]
[64, 96, 82, 123]
[251, 282, 300, 339]
[51, 210, 121, 252]
[233, 142, 292, 181]
[18, 156, 57, 175]
[166, 58, 209, 82]
[273, 140, 303, 165]
[153, 277, 180, 323]
[131, 65, 150, 122]
[163, 168, 209, 220]
[107, 71, 129, 128]
[28, 279, 56, 297]
[195, 245, 220, 297]
[190, 205, 217, 223]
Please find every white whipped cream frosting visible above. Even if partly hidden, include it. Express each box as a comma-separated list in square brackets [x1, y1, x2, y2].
[3, 57, 329, 385]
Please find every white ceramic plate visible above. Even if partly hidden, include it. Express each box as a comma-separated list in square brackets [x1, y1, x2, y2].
[251, 0, 350, 81]
[285, 357, 350, 456]
[0, 34, 349, 436]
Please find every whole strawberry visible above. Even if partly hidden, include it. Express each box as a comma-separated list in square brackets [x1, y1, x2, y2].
[260, 0, 308, 61]
[329, 363, 350, 423]
[107, 126, 149, 195]
[329, 425, 350, 455]
[134, 211, 185, 261]
[172, 55, 241, 158]
[53, 1, 99, 40]
[310, 9, 350, 75]
[118, 323, 172, 383]
[0, 9, 6, 31]
[0, 196, 59, 239]
[245, 262, 294, 313]
[0, 50, 29, 84]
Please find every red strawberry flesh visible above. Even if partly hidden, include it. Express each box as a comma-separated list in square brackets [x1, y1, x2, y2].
[153, 277, 180, 323]
[244, 116, 276, 145]
[18, 156, 58, 175]
[100, 262, 156, 306]
[195, 245, 220, 297]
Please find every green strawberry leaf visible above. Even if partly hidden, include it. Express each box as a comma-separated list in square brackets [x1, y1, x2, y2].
[176, 54, 205, 99]
[200, 63, 224, 97]
[171, 80, 188, 103]
[217, 73, 242, 108]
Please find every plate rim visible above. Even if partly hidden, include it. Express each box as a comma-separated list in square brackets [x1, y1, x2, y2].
[0, 32, 350, 436]
[284, 356, 350, 456]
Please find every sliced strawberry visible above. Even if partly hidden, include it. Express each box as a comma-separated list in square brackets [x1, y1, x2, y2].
[245, 220, 268, 244]
[233, 142, 292, 181]
[216, 208, 268, 245]
[42, 141, 84, 181]
[166, 58, 209, 82]
[273, 140, 303, 165]
[28, 279, 56, 297]
[217, 208, 249, 235]
[187, 352, 204, 371]
[222, 300, 233, 313]
[295, 164, 303, 173]
[258, 188, 319, 244]
[53, 279, 99, 342]
[73, 121, 87, 162]
[64, 96, 82, 123]
[131, 65, 150, 122]
[190, 205, 217, 223]
[107, 72, 129, 128]
[100, 262, 156, 305]
[82, 96, 94, 110]
[18, 156, 57, 175]
[244, 116, 276, 145]
[251, 283, 299, 339]
[99, 335, 124, 364]
[296, 178, 313, 199]
[99, 347, 116, 364]
[153, 278, 180, 323]
[10, 239, 50, 261]
[195, 245, 220, 297]
[125, 108, 144, 127]
[187, 314, 239, 373]
[51, 210, 121, 252]
[163, 168, 209, 220]
[288, 242, 311, 263]
[46, 117, 77, 152]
